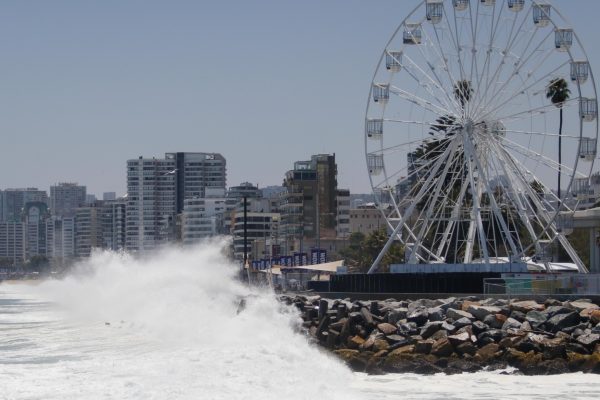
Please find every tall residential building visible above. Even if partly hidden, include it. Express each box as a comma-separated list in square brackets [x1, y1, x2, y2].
[280, 154, 338, 241]
[0, 222, 25, 266]
[75, 204, 104, 257]
[165, 152, 227, 213]
[0, 188, 48, 222]
[23, 202, 51, 260]
[126, 157, 176, 252]
[50, 183, 86, 217]
[46, 216, 76, 263]
[101, 198, 126, 251]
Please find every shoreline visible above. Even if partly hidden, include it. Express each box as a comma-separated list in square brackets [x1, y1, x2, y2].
[280, 294, 600, 375]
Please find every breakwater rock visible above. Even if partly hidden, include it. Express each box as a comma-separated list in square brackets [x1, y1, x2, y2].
[280, 295, 600, 375]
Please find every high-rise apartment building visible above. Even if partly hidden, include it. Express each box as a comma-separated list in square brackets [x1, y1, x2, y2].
[0, 222, 24, 266]
[125, 157, 176, 252]
[46, 216, 76, 261]
[75, 204, 104, 257]
[50, 183, 86, 217]
[101, 198, 126, 251]
[0, 188, 48, 222]
[280, 154, 338, 241]
[23, 202, 51, 260]
[165, 152, 227, 214]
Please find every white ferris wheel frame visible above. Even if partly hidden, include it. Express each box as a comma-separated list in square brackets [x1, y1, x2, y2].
[364, 0, 599, 273]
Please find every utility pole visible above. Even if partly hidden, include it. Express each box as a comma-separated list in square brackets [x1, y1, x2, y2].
[243, 196, 249, 282]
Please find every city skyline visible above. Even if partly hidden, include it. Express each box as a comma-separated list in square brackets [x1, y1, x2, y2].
[0, 0, 599, 196]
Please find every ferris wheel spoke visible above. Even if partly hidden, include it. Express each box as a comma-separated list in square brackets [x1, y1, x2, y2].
[472, 4, 533, 116]
[422, 22, 464, 115]
[493, 97, 578, 122]
[494, 143, 588, 271]
[408, 140, 461, 256]
[500, 137, 582, 179]
[475, 59, 570, 121]
[471, 0, 505, 115]
[479, 53, 565, 121]
[397, 59, 458, 114]
[477, 28, 554, 118]
[445, 1, 467, 82]
[488, 141, 545, 253]
[465, 134, 521, 259]
[503, 128, 580, 140]
[390, 85, 458, 118]
[404, 42, 463, 115]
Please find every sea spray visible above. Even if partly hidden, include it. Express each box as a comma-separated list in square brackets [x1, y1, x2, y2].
[1, 240, 359, 400]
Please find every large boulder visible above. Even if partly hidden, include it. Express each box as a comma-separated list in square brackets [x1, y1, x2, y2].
[415, 339, 435, 354]
[455, 342, 478, 357]
[467, 305, 502, 321]
[447, 308, 475, 321]
[472, 320, 489, 335]
[567, 301, 599, 313]
[420, 321, 444, 339]
[477, 329, 503, 344]
[387, 308, 408, 325]
[525, 310, 547, 330]
[502, 317, 522, 332]
[474, 343, 500, 363]
[427, 307, 445, 322]
[453, 317, 472, 329]
[511, 300, 545, 313]
[447, 331, 471, 348]
[546, 311, 581, 333]
[431, 337, 454, 357]
[441, 321, 457, 333]
[377, 322, 398, 336]
[348, 335, 366, 349]
[576, 333, 600, 350]
[398, 322, 419, 336]
[461, 300, 481, 312]
[484, 313, 507, 329]
[407, 308, 429, 326]
[590, 310, 600, 325]
[543, 306, 573, 319]
[360, 307, 375, 327]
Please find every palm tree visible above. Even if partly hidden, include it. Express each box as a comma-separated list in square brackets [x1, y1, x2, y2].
[454, 79, 473, 109]
[546, 78, 571, 200]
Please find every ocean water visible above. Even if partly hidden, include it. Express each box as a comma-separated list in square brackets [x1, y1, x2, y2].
[1, 241, 600, 400]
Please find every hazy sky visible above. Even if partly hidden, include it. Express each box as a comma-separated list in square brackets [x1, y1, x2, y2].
[0, 0, 598, 196]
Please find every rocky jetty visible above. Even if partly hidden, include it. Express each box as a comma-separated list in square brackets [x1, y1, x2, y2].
[279, 295, 600, 375]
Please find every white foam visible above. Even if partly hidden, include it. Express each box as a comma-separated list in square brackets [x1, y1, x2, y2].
[0, 240, 358, 400]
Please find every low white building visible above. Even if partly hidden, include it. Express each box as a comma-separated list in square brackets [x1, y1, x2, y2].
[182, 188, 237, 244]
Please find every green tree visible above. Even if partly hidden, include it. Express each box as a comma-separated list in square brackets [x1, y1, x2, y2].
[339, 229, 404, 273]
[546, 78, 570, 200]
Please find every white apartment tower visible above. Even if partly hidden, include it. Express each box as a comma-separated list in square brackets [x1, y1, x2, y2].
[126, 157, 176, 252]
[165, 152, 227, 214]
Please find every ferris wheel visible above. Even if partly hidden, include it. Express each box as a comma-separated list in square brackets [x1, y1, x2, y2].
[365, 0, 598, 273]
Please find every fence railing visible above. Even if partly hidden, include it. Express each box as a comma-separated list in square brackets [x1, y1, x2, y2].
[484, 274, 600, 298]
